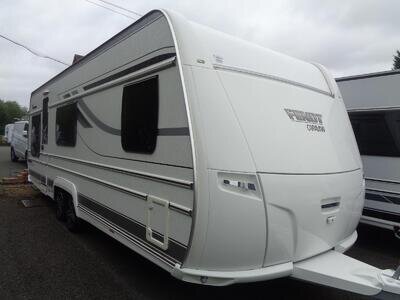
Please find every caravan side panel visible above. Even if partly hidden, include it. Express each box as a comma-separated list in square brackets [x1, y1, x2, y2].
[29, 11, 195, 270]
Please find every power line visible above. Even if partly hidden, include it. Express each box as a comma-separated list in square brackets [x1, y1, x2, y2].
[0, 34, 69, 66]
[84, 0, 137, 20]
[96, 0, 143, 17]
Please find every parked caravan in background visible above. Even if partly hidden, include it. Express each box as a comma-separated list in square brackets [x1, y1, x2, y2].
[337, 70, 400, 237]
[10, 120, 28, 161]
[28, 9, 400, 297]
[4, 123, 14, 143]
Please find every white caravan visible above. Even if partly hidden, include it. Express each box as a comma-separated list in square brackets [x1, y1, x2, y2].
[10, 120, 28, 161]
[4, 123, 14, 143]
[28, 9, 400, 297]
[337, 70, 400, 236]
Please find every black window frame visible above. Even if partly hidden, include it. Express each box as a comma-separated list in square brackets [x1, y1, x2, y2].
[121, 76, 159, 154]
[31, 114, 41, 157]
[56, 102, 77, 147]
[349, 110, 400, 157]
[42, 97, 49, 145]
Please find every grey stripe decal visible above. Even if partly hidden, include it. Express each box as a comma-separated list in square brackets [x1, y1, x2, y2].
[214, 64, 334, 98]
[78, 194, 187, 263]
[158, 127, 189, 136]
[78, 100, 121, 135]
[78, 100, 189, 137]
[77, 109, 92, 128]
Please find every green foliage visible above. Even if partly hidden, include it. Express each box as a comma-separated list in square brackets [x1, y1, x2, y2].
[0, 99, 27, 135]
[393, 50, 400, 70]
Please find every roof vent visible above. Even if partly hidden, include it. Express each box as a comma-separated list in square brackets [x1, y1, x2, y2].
[72, 54, 84, 64]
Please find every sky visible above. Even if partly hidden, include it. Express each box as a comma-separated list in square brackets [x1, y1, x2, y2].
[1, 0, 400, 107]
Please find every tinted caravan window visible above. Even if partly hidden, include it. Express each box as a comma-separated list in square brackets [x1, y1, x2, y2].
[31, 115, 41, 157]
[349, 110, 400, 157]
[56, 102, 77, 147]
[42, 97, 48, 144]
[121, 77, 159, 153]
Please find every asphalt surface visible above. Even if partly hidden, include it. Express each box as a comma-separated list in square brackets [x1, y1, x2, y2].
[0, 147, 399, 299]
[0, 146, 26, 177]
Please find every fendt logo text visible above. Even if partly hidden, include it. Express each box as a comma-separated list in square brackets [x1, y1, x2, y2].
[284, 108, 325, 132]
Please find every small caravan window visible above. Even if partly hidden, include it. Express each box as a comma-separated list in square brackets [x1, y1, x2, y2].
[42, 97, 48, 144]
[31, 115, 41, 157]
[56, 102, 77, 147]
[349, 110, 400, 157]
[121, 77, 159, 153]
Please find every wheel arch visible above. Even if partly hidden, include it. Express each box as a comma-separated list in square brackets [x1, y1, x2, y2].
[53, 177, 79, 209]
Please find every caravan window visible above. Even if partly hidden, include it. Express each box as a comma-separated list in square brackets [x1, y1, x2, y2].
[349, 110, 400, 157]
[121, 77, 159, 153]
[56, 102, 77, 147]
[31, 115, 41, 157]
[42, 97, 48, 144]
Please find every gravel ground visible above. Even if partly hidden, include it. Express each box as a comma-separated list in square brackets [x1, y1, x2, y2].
[0, 149, 399, 299]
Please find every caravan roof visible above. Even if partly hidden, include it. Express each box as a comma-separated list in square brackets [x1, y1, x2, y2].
[32, 9, 332, 99]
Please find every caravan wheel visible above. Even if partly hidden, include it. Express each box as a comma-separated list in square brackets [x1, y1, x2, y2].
[10, 147, 18, 162]
[65, 197, 81, 233]
[55, 191, 67, 222]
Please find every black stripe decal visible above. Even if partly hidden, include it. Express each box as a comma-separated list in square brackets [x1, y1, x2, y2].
[158, 127, 189, 136]
[29, 170, 45, 184]
[83, 53, 176, 91]
[78, 194, 187, 263]
[363, 208, 400, 223]
[365, 192, 400, 205]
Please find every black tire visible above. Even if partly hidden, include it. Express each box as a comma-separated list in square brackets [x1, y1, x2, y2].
[10, 147, 18, 162]
[55, 191, 67, 222]
[65, 196, 81, 233]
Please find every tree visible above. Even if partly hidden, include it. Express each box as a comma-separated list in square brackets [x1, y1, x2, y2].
[393, 50, 400, 70]
[0, 99, 27, 135]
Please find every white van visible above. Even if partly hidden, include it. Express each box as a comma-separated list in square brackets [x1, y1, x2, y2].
[28, 9, 400, 297]
[4, 123, 14, 143]
[10, 120, 28, 161]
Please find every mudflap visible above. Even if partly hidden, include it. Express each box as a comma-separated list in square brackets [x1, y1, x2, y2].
[292, 250, 400, 297]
